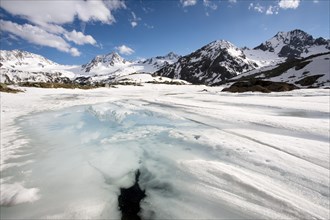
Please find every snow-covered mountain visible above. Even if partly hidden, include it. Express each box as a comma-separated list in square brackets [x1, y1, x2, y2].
[138, 52, 180, 69]
[0, 50, 180, 84]
[81, 52, 127, 73]
[156, 30, 329, 85]
[0, 50, 57, 70]
[0, 50, 76, 83]
[80, 52, 180, 77]
[1, 29, 329, 87]
[254, 29, 329, 59]
[155, 40, 258, 84]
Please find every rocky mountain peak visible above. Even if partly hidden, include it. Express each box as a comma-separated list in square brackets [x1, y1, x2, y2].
[139, 52, 181, 70]
[81, 52, 126, 72]
[99, 52, 126, 65]
[155, 39, 257, 85]
[254, 29, 328, 58]
[208, 40, 235, 48]
[156, 52, 180, 60]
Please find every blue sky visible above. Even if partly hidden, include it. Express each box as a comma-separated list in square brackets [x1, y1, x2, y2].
[0, 0, 329, 65]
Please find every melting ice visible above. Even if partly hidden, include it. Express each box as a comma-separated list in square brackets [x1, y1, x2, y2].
[1, 98, 329, 219]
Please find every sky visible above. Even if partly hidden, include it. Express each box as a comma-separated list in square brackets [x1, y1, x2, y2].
[0, 0, 329, 65]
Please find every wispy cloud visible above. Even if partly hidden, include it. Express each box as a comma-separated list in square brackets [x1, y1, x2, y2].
[130, 12, 141, 28]
[115, 45, 135, 55]
[249, 3, 264, 13]
[203, 0, 218, 10]
[144, 23, 154, 29]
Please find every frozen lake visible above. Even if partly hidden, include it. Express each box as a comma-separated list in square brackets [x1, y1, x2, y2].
[1, 85, 329, 219]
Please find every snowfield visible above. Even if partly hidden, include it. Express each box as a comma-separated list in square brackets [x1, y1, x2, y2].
[1, 85, 329, 219]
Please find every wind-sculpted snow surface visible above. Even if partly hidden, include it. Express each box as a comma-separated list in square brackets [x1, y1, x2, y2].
[0, 85, 329, 219]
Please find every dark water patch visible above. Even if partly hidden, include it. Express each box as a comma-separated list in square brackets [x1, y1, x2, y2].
[118, 170, 146, 220]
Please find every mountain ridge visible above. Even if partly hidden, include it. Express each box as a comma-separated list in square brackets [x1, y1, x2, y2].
[155, 29, 329, 85]
[1, 29, 329, 87]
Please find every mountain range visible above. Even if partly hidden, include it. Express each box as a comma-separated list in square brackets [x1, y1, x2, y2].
[1, 29, 329, 88]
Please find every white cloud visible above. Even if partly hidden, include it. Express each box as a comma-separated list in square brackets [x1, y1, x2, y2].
[266, 6, 274, 15]
[203, 0, 218, 10]
[131, 21, 138, 28]
[313, 0, 319, 3]
[278, 0, 300, 9]
[228, 0, 237, 3]
[266, 6, 279, 15]
[0, 19, 80, 56]
[180, 0, 197, 7]
[115, 45, 135, 55]
[0, 0, 125, 25]
[64, 30, 96, 45]
[0, 0, 126, 56]
[70, 48, 81, 57]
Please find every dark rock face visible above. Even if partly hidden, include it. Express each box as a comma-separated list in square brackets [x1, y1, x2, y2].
[295, 75, 324, 86]
[314, 37, 329, 46]
[254, 42, 275, 52]
[279, 45, 302, 59]
[222, 80, 299, 93]
[155, 40, 257, 85]
[118, 170, 146, 220]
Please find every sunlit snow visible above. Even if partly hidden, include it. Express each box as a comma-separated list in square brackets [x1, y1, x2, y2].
[1, 85, 329, 219]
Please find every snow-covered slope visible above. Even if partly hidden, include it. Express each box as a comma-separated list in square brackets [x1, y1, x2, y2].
[0, 50, 57, 70]
[113, 73, 189, 85]
[267, 53, 330, 88]
[230, 53, 330, 88]
[243, 48, 285, 67]
[155, 40, 258, 85]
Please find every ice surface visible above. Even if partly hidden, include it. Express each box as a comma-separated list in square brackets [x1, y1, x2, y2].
[1, 85, 329, 219]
